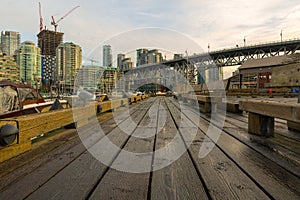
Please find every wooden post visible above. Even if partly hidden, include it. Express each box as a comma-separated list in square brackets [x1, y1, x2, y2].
[287, 95, 300, 132]
[248, 112, 274, 137]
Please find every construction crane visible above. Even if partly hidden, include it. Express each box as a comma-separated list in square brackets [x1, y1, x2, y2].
[85, 57, 101, 66]
[39, 2, 43, 32]
[51, 5, 80, 32]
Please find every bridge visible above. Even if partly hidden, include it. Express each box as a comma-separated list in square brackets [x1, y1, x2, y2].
[124, 38, 300, 84]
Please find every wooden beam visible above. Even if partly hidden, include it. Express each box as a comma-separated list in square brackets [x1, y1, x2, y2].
[0, 98, 133, 163]
[239, 100, 300, 123]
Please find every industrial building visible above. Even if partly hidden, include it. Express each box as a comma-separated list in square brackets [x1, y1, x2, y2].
[227, 53, 300, 90]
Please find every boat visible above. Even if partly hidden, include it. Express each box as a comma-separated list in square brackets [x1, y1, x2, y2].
[0, 80, 69, 119]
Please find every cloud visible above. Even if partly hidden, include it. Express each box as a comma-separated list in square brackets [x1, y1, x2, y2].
[1, 0, 299, 61]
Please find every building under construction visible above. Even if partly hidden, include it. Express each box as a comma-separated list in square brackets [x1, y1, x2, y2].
[37, 30, 63, 91]
[98, 67, 119, 94]
[37, 30, 63, 56]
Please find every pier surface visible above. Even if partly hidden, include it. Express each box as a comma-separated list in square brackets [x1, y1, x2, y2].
[0, 96, 299, 199]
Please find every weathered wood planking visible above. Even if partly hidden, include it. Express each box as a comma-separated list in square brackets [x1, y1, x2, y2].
[89, 99, 159, 199]
[0, 99, 152, 199]
[239, 100, 300, 136]
[0, 114, 117, 199]
[0, 98, 132, 163]
[151, 98, 209, 200]
[23, 98, 156, 200]
[182, 94, 222, 113]
[165, 99, 270, 199]
[0, 96, 299, 199]
[168, 98, 300, 199]
[239, 100, 300, 122]
[214, 113, 300, 177]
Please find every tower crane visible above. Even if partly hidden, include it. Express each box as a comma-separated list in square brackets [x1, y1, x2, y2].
[85, 57, 101, 66]
[39, 2, 43, 32]
[51, 5, 80, 32]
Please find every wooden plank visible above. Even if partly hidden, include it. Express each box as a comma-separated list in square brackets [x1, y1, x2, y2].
[248, 112, 275, 136]
[0, 98, 129, 163]
[23, 98, 156, 200]
[151, 99, 209, 199]
[0, 141, 31, 164]
[287, 121, 300, 132]
[0, 137, 88, 199]
[239, 100, 300, 123]
[0, 129, 78, 188]
[0, 100, 152, 199]
[226, 102, 243, 113]
[196, 95, 222, 103]
[25, 127, 130, 200]
[226, 112, 300, 141]
[89, 128, 154, 199]
[215, 113, 300, 177]
[165, 99, 270, 199]
[89, 99, 159, 199]
[170, 99, 300, 199]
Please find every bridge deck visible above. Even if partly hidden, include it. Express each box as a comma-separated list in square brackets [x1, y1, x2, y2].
[0, 97, 299, 199]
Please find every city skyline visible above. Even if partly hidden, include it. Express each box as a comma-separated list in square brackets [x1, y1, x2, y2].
[1, 0, 299, 61]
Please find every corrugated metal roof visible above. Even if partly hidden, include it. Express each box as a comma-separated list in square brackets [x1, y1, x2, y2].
[239, 53, 300, 70]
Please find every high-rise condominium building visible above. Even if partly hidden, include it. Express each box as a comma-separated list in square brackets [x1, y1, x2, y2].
[15, 41, 41, 87]
[0, 31, 20, 56]
[56, 42, 82, 93]
[0, 52, 19, 83]
[147, 49, 163, 64]
[117, 53, 134, 72]
[120, 58, 134, 71]
[136, 49, 164, 67]
[136, 49, 148, 67]
[117, 54, 125, 69]
[103, 45, 112, 67]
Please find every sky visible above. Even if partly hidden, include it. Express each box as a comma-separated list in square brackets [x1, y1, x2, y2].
[1, 0, 300, 77]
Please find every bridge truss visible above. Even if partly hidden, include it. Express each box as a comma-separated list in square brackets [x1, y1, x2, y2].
[122, 39, 300, 88]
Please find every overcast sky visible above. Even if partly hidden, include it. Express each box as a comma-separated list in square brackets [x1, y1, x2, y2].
[1, 0, 300, 67]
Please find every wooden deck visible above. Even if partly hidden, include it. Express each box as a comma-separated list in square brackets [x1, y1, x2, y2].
[0, 96, 299, 199]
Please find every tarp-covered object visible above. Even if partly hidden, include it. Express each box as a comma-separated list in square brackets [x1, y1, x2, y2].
[0, 81, 44, 115]
[0, 85, 20, 114]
